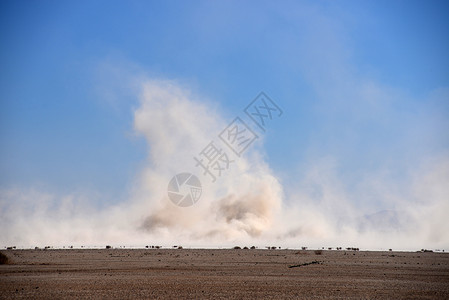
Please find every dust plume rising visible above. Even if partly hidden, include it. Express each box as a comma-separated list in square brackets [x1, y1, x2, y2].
[0, 79, 283, 248]
[134, 80, 283, 243]
[1, 78, 448, 251]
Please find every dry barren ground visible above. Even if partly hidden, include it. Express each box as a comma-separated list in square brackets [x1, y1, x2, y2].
[1, 248, 448, 299]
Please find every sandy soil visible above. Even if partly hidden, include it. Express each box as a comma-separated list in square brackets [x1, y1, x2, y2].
[1, 248, 448, 299]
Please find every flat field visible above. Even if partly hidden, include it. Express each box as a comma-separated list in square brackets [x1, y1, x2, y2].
[1, 248, 448, 299]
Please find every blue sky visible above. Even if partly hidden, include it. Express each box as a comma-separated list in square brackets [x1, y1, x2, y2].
[1, 1, 449, 247]
[1, 0, 448, 190]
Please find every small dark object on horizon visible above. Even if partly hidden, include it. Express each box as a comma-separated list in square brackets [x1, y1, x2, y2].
[346, 247, 359, 251]
[234, 246, 241, 249]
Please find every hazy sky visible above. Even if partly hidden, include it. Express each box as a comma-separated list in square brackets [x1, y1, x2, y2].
[1, 1, 448, 249]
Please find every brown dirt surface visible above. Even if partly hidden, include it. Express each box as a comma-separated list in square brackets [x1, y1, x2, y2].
[0, 248, 448, 299]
